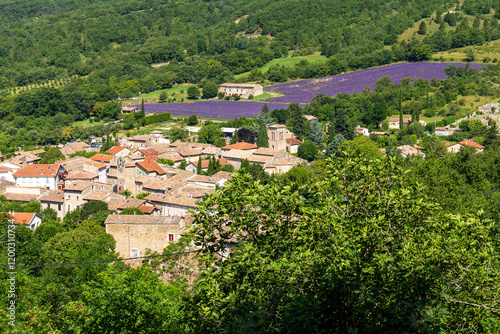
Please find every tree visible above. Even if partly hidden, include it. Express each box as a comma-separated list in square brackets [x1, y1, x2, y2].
[288, 104, 308, 140]
[187, 86, 201, 99]
[435, 12, 442, 24]
[418, 21, 427, 35]
[308, 120, 324, 145]
[170, 128, 189, 142]
[120, 207, 144, 215]
[339, 136, 384, 160]
[202, 81, 219, 98]
[188, 157, 500, 332]
[257, 123, 269, 148]
[325, 134, 346, 157]
[297, 140, 318, 161]
[257, 104, 273, 127]
[237, 128, 255, 144]
[465, 48, 477, 62]
[422, 135, 446, 158]
[329, 108, 354, 141]
[214, 137, 226, 147]
[187, 115, 198, 125]
[229, 131, 238, 144]
[159, 92, 168, 102]
[198, 123, 223, 144]
[197, 157, 203, 174]
[40, 147, 65, 164]
[399, 87, 403, 130]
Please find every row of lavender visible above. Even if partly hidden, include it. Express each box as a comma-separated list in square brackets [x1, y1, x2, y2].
[263, 62, 484, 103]
[131, 101, 297, 119]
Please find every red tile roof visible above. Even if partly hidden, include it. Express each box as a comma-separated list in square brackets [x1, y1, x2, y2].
[6, 212, 37, 225]
[138, 148, 159, 156]
[136, 160, 166, 175]
[90, 154, 114, 163]
[459, 139, 484, 149]
[138, 205, 155, 214]
[286, 138, 302, 145]
[106, 146, 127, 155]
[222, 142, 257, 150]
[12, 164, 61, 177]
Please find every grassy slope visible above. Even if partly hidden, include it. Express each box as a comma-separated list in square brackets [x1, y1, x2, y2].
[234, 52, 328, 79]
[434, 40, 500, 62]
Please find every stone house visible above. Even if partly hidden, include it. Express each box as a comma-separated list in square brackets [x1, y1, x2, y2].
[285, 138, 302, 154]
[185, 158, 230, 174]
[83, 161, 107, 184]
[447, 139, 484, 154]
[106, 146, 131, 157]
[63, 181, 94, 213]
[221, 149, 253, 169]
[355, 127, 370, 137]
[90, 154, 114, 165]
[104, 215, 187, 260]
[39, 190, 65, 220]
[145, 191, 200, 216]
[64, 171, 99, 186]
[136, 158, 167, 178]
[218, 83, 263, 98]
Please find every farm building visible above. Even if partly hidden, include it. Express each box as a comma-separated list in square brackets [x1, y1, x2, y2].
[218, 83, 263, 99]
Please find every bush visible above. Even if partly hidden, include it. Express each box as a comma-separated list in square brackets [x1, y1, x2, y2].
[187, 115, 198, 126]
[297, 140, 318, 161]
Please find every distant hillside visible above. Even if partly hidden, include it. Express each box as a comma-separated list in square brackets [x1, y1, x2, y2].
[0, 0, 454, 91]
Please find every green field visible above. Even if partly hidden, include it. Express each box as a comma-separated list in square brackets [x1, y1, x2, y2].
[234, 52, 328, 79]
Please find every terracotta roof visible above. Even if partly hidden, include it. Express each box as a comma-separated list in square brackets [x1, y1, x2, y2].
[176, 146, 203, 157]
[138, 148, 159, 156]
[25, 149, 45, 155]
[0, 166, 14, 173]
[187, 160, 210, 169]
[286, 138, 302, 145]
[150, 144, 173, 154]
[138, 204, 155, 214]
[158, 153, 184, 162]
[65, 171, 98, 180]
[459, 139, 484, 149]
[128, 135, 152, 142]
[105, 215, 184, 225]
[84, 191, 112, 201]
[84, 161, 106, 169]
[222, 142, 257, 150]
[136, 160, 166, 175]
[3, 193, 38, 202]
[64, 180, 94, 191]
[39, 190, 64, 203]
[269, 124, 286, 129]
[223, 149, 253, 160]
[248, 154, 272, 164]
[12, 164, 61, 177]
[6, 212, 37, 225]
[396, 145, 425, 157]
[106, 146, 127, 154]
[253, 147, 281, 156]
[435, 127, 448, 131]
[90, 154, 114, 163]
[118, 198, 146, 210]
[145, 193, 198, 208]
[220, 83, 262, 88]
[135, 175, 156, 184]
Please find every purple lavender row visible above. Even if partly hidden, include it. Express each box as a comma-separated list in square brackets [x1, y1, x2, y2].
[129, 101, 300, 119]
[264, 62, 484, 103]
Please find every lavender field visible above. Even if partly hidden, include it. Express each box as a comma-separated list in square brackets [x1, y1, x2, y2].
[132, 62, 483, 119]
[264, 62, 483, 103]
[130, 101, 296, 119]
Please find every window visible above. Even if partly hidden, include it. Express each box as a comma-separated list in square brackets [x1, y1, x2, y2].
[130, 248, 139, 258]
[46, 177, 49, 183]
[67, 204, 71, 211]
[47, 203, 50, 209]
[168, 234, 174, 242]
[76, 196, 79, 200]
[279, 132, 283, 140]
[58, 204, 61, 211]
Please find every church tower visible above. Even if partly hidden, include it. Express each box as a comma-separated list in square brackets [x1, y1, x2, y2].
[268, 124, 286, 150]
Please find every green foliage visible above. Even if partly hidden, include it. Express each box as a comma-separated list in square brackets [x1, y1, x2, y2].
[308, 119, 324, 145]
[40, 147, 65, 164]
[288, 103, 309, 140]
[188, 157, 500, 332]
[198, 123, 223, 144]
[297, 140, 318, 161]
[157, 158, 175, 166]
[339, 136, 384, 160]
[257, 123, 269, 148]
[325, 133, 346, 157]
[120, 207, 144, 215]
[202, 81, 219, 99]
[169, 127, 189, 142]
[187, 115, 198, 126]
[418, 21, 427, 35]
[187, 86, 201, 99]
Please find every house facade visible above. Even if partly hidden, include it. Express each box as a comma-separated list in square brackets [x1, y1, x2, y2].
[12, 164, 64, 190]
[218, 83, 263, 98]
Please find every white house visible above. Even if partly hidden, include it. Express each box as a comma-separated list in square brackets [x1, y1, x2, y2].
[12, 164, 64, 190]
[8, 212, 42, 230]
